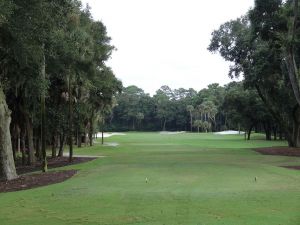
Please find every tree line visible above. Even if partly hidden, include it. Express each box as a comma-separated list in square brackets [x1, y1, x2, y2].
[0, 0, 121, 181]
[106, 83, 280, 141]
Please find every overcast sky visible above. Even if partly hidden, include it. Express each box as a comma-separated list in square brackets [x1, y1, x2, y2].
[81, 0, 254, 95]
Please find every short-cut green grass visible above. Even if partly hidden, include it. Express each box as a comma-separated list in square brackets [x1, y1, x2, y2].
[1, 132, 300, 225]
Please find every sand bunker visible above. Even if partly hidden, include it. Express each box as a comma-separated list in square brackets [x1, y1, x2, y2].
[214, 130, 245, 135]
[160, 131, 186, 135]
[103, 142, 119, 147]
[96, 132, 126, 138]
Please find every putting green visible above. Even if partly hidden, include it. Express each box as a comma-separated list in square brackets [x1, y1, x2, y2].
[1, 132, 300, 225]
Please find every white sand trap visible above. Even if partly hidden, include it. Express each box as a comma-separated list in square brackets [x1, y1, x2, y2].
[160, 131, 186, 135]
[63, 153, 106, 158]
[96, 132, 126, 138]
[214, 130, 245, 135]
[103, 142, 119, 147]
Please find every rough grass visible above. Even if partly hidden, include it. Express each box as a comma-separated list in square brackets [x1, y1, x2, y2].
[1, 132, 300, 225]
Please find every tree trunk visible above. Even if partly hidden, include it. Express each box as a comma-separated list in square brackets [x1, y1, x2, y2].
[291, 120, 300, 147]
[163, 119, 167, 131]
[264, 122, 272, 141]
[75, 128, 78, 146]
[190, 112, 193, 132]
[247, 125, 253, 140]
[77, 132, 82, 148]
[89, 116, 94, 147]
[285, 106, 300, 147]
[273, 127, 277, 141]
[11, 125, 17, 161]
[279, 130, 283, 140]
[84, 129, 88, 146]
[21, 132, 26, 166]
[51, 135, 57, 158]
[41, 50, 47, 172]
[285, 52, 300, 106]
[17, 132, 20, 153]
[58, 133, 65, 157]
[35, 136, 41, 161]
[25, 115, 35, 165]
[255, 125, 259, 133]
[266, 130, 272, 141]
[68, 73, 73, 162]
[12, 137, 16, 162]
[255, 85, 297, 144]
[285, 0, 300, 106]
[0, 86, 18, 180]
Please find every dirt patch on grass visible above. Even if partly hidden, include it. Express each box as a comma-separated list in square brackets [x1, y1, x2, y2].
[255, 147, 300, 157]
[0, 170, 77, 193]
[255, 147, 300, 171]
[0, 157, 96, 193]
[282, 166, 300, 170]
[16, 157, 96, 175]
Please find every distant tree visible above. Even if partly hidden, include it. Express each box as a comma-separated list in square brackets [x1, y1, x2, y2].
[154, 87, 175, 131]
[136, 112, 144, 129]
[202, 121, 211, 133]
[193, 120, 203, 133]
[186, 105, 194, 132]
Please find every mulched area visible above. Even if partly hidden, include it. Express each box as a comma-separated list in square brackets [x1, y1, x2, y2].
[282, 166, 300, 170]
[0, 157, 96, 193]
[255, 147, 300, 171]
[16, 157, 96, 175]
[255, 147, 300, 157]
[0, 170, 77, 193]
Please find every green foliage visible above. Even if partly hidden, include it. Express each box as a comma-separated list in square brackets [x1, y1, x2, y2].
[208, 2, 300, 146]
[193, 119, 202, 132]
[0, 0, 122, 174]
[223, 82, 273, 133]
[109, 82, 280, 137]
[0, 0, 14, 25]
[111, 85, 199, 131]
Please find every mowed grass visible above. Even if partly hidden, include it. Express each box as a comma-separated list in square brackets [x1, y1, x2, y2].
[1, 132, 300, 225]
